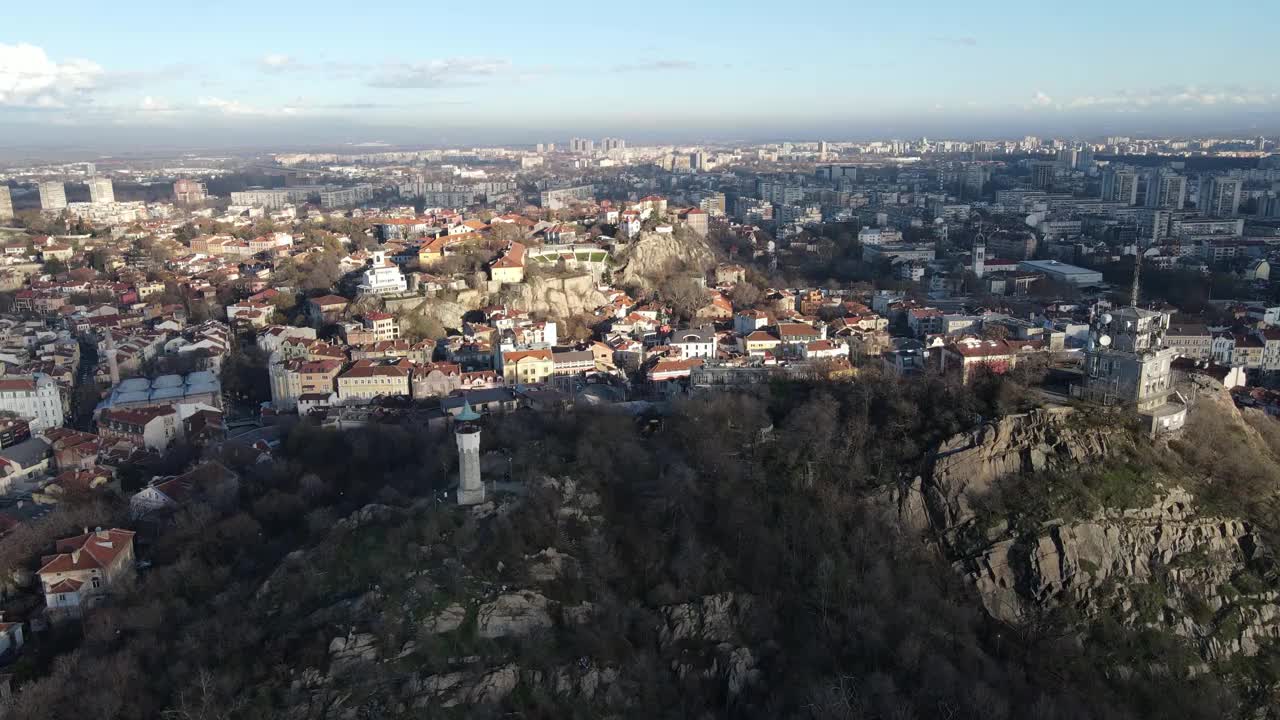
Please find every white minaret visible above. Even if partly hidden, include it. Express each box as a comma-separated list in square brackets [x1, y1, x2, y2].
[454, 399, 484, 505]
[105, 330, 121, 386]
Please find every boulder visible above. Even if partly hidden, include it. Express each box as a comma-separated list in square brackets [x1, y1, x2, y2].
[659, 592, 756, 647]
[328, 632, 378, 674]
[477, 591, 553, 638]
[422, 603, 467, 635]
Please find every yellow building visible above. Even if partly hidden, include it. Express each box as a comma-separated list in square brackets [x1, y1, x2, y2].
[502, 349, 554, 385]
[336, 359, 412, 404]
[489, 241, 526, 284]
[742, 330, 782, 356]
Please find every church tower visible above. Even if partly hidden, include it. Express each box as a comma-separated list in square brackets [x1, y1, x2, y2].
[454, 399, 485, 505]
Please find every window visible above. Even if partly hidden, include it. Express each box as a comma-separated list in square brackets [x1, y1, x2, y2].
[92, 576, 101, 589]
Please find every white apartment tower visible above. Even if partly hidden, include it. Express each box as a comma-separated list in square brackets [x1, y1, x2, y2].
[1146, 171, 1186, 209]
[1101, 168, 1138, 205]
[38, 181, 67, 211]
[89, 176, 115, 204]
[0, 186, 12, 221]
[1199, 176, 1242, 217]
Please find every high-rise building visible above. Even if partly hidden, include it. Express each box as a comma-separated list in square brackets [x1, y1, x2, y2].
[0, 186, 13, 221]
[173, 179, 207, 205]
[1145, 171, 1186, 209]
[38, 181, 67, 211]
[1101, 168, 1139, 205]
[1031, 161, 1056, 190]
[89, 176, 115, 204]
[601, 137, 625, 151]
[690, 151, 707, 171]
[1198, 176, 1242, 217]
[569, 137, 595, 154]
[1056, 147, 1078, 169]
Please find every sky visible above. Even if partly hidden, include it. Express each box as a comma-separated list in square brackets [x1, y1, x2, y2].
[2, 0, 1279, 153]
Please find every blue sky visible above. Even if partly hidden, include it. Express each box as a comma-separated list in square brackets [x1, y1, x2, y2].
[2, 0, 1278, 150]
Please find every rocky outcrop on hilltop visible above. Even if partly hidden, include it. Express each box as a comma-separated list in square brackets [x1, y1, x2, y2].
[870, 407, 1117, 535]
[926, 407, 1115, 533]
[504, 272, 610, 318]
[614, 230, 716, 288]
[961, 487, 1280, 660]
[897, 387, 1280, 670]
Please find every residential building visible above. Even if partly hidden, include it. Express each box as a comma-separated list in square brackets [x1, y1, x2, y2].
[1199, 176, 1243, 217]
[940, 338, 1019, 382]
[551, 350, 595, 376]
[38, 181, 67, 211]
[0, 186, 13, 220]
[501, 349, 554, 385]
[306, 295, 350, 325]
[489, 242, 526, 284]
[1146, 171, 1186, 209]
[130, 463, 239, 521]
[88, 177, 114, 204]
[669, 326, 719, 359]
[269, 358, 343, 411]
[1102, 168, 1139, 205]
[1165, 324, 1212, 361]
[172, 179, 207, 204]
[0, 374, 64, 431]
[336, 359, 412, 405]
[38, 528, 136, 618]
[98, 405, 180, 452]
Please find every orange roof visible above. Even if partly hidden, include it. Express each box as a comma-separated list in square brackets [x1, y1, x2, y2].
[38, 528, 135, 576]
[503, 349, 553, 363]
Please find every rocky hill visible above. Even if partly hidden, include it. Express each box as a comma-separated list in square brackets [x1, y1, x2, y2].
[614, 229, 716, 288]
[9, 374, 1277, 719]
[885, 382, 1280, 704]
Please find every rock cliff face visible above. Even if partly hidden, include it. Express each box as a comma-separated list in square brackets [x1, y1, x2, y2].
[902, 393, 1280, 668]
[926, 407, 1115, 533]
[961, 487, 1280, 661]
[505, 273, 610, 318]
[614, 230, 716, 288]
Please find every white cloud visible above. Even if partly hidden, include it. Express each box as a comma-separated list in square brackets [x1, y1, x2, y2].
[258, 53, 295, 72]
[0, 42, 103, 108]
[197, 96, 301, 117]
[1031, 91, 1053, 107]
[1065, 86, 1279, 110]
[368, 58, 511, 88]
[138, 96, 174, 112]
[610, 59, 698, 73]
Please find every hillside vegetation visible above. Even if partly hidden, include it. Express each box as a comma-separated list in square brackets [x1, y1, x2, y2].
[7, 369, 1280, 718]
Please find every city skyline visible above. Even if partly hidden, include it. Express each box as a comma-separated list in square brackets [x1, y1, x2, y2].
[2, 0, 1279, 152]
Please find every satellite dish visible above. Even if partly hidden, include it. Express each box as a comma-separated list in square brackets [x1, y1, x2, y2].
[1100, 313, 1113, 324]
[1098, 334, 1112, 347]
